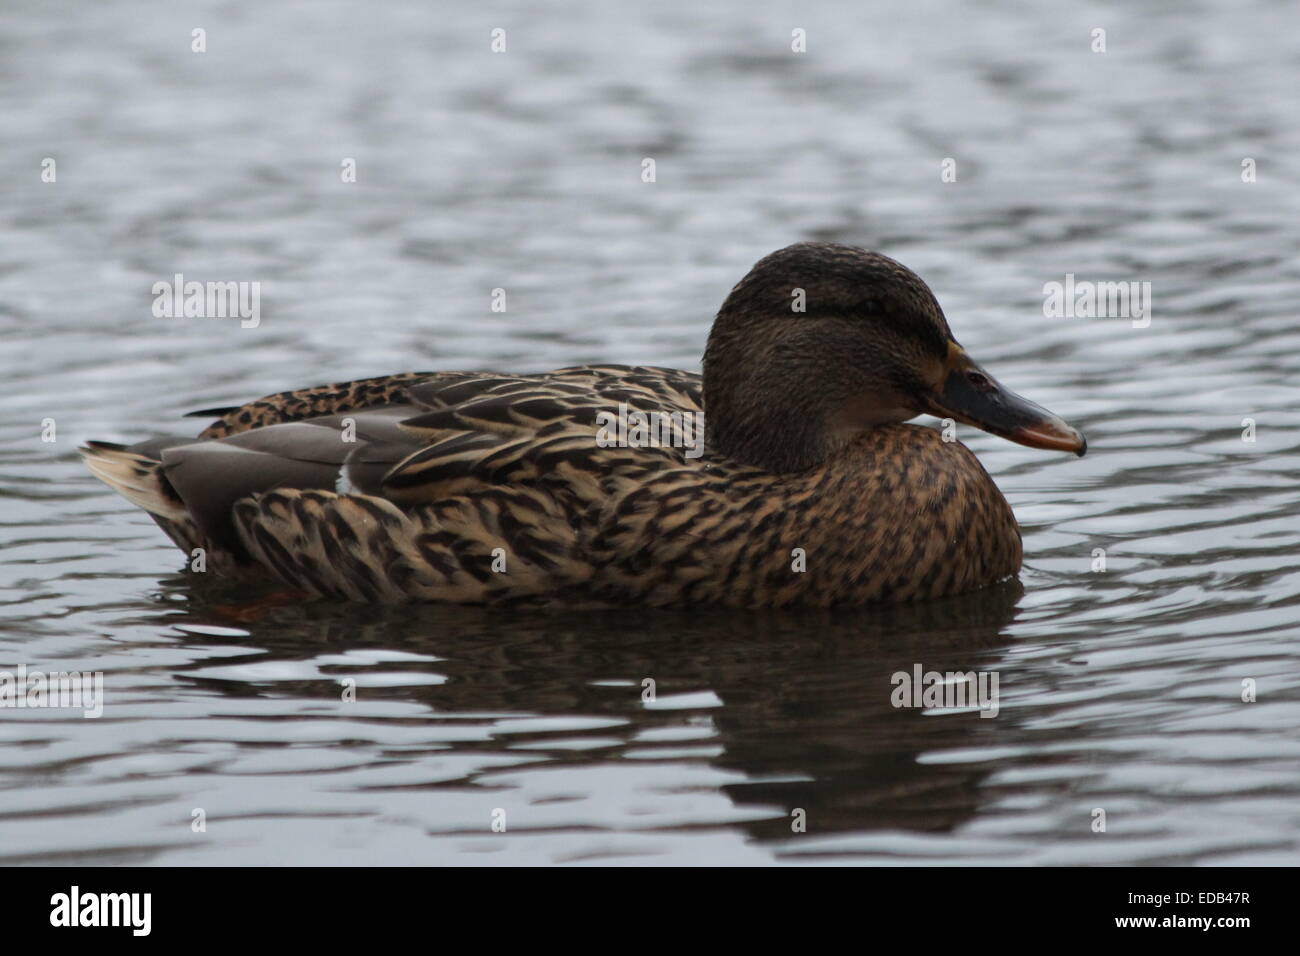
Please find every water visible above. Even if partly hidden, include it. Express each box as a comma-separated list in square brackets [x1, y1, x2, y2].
[2, 0, 1298, 864]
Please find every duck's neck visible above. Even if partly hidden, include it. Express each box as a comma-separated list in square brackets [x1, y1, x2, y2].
[703, 321, 841, 474]
[704, 397, 832, 473]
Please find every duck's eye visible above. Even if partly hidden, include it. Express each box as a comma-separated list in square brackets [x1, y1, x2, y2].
[964, 370, 993, 391]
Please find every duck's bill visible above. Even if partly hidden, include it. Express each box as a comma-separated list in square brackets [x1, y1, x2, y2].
[924, 359, 1087, 457]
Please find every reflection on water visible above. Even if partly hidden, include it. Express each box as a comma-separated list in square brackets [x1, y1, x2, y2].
[2, 0, 1299, 864]
[172, 578, 1024, 854]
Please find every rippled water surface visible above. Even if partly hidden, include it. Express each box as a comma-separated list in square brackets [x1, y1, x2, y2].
[2, 0, 1299, 864]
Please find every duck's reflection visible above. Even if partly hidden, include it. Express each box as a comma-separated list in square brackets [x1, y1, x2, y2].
[161, 574, 1023, 844]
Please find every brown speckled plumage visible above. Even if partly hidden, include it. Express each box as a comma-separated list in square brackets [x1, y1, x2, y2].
[82, 243, 1084, 607]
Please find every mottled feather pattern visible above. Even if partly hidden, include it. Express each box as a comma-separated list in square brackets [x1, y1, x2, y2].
[233, 486, 591, 605]
[583, 426, 1020, 607]
[84, 363, 1018, 607]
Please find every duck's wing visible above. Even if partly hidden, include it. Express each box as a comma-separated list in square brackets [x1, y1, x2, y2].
[84, 365, 703, 603]
[378, 365, 704, 503]
[224, 365, 703, 603]
[193, 365, 702, 441]
[196, 371, 450, 439]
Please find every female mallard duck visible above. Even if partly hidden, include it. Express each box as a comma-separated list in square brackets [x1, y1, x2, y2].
[83, 242, 1085, 607]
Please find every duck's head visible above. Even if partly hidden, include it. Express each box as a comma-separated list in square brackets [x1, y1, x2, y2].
[703, 242, 1086, 473]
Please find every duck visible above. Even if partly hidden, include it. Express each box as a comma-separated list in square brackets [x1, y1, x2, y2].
[82, 242, 1085, 608]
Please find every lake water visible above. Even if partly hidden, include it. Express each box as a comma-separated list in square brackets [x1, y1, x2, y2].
[2, 0, 1298, 864]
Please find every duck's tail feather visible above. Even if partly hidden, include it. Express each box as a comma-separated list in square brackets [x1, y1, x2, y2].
[80, 440, 188, 521]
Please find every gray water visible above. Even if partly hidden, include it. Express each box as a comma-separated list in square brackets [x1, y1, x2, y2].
[2, 0, 1298, 865]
